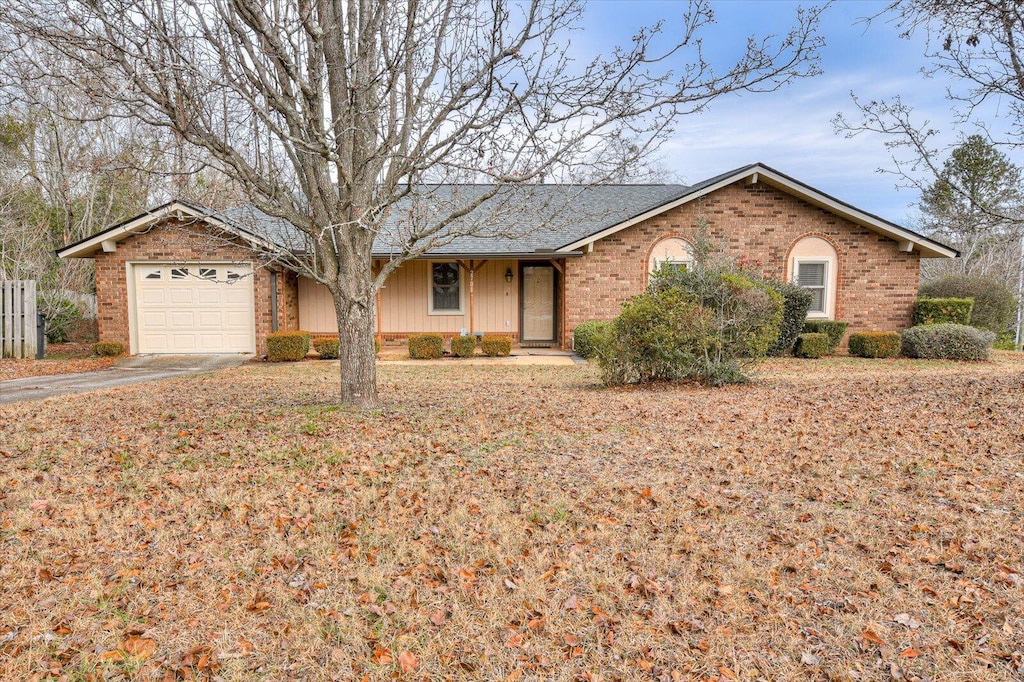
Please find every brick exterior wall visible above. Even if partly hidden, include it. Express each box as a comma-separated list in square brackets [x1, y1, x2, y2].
[93, 219, 299, 356]
[563, 180, 922, 348]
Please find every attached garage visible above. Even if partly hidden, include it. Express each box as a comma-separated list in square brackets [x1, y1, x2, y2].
[130, 263, 256, 354]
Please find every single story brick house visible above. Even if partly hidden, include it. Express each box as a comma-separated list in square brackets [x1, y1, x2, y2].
[57, 163, 956, 355]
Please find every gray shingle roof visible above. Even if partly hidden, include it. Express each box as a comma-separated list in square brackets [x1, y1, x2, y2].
[57, 163, 958, 260]
[211, 183, 695, 257]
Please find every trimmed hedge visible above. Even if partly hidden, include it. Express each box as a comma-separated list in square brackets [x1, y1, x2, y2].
[573, 320, 610, 359]
[93, 340, 124, 357]
[802, 320, 849, 353]
[408, 333, 444, 359]
[901, 323, 995, 361]
[267, 330, 310, 362]
[920, 275, 1017, 333]
[312, 336, 339, 360]
[793, 332, 830, 359]
[848, 331, 902, 358]
[450, 335, 477, 358]
[481, 334, 512, 357]
[913, 297, 973, 326]
[766, 282, 814, 356]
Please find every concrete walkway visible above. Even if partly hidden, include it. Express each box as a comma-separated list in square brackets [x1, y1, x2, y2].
[0, 354, 252, 406]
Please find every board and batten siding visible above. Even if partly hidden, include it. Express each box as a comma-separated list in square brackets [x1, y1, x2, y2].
[298, 260, 519, 335]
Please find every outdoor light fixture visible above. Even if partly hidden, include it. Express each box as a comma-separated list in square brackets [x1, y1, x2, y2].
[505, 267, 513, 283]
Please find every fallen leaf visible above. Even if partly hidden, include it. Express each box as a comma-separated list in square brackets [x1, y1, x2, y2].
[893, 613, 922, 629]
[398, 650, 418, 674]
[120, 636, 156, 659]
[860, 628, 886, 646]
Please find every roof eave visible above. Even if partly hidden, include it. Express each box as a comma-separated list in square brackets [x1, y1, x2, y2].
[370, 251, 584, 260]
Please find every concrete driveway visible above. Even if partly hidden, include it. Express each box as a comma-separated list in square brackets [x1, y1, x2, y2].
[0, 354, 252, 406]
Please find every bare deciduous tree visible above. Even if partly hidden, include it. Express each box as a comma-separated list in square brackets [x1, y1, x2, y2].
[4, 0, 825, 406]
[834, 0, 1024, 346]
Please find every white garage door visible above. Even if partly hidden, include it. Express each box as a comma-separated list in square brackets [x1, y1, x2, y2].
[133, 263, 255, 353]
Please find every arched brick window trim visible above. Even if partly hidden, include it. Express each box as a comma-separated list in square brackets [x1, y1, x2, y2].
[784, 232, 844, 320]
[643, 233, 695, 289]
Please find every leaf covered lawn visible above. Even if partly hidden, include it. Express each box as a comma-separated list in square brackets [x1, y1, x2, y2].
[1, 356, 1023, 681]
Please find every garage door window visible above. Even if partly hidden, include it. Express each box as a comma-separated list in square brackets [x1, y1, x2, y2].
[199, 267, 217, 280]
[170, 267, 190, 280]
[141, 268, 163, 280]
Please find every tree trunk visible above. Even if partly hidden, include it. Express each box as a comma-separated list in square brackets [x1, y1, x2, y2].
[334, 292, 379, 409]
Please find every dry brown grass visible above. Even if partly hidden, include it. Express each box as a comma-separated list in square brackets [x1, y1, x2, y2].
[1, 355, 1023, 681]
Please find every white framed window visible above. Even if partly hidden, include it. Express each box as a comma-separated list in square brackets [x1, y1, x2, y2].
[141, 267, 163, 280]
[198, 267, 217, 280]
[428, 262, 463, 315]
[648, 237, 694, 274]
[795, 260, 829, 317]
[170, 267, 190, 280]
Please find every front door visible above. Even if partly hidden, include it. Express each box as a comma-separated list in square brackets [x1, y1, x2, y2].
[521, 264, 556, 342]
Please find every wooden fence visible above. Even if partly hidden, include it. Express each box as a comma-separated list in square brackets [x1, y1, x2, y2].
[1, 280, 38, 359]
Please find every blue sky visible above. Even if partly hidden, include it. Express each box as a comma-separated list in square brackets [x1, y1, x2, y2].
[579, 1, 977, 226]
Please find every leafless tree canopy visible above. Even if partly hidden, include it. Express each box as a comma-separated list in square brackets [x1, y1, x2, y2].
[835, 0, 1024, 217]
[3, 0, 825, 405]
[834, 0, 1024, 346]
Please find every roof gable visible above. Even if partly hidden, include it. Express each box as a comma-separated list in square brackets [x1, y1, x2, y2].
[556, 163, 957, 259]
[55, 201, 277, 259]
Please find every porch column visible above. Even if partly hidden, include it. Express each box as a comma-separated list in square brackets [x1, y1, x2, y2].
[457, 260, 487, 335]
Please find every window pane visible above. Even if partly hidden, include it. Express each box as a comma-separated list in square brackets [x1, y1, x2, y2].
[808, 287, 825, 313]
[170, 267, 189, 280]
[797, 262, 825, 287]
[432, 263, 461, 311]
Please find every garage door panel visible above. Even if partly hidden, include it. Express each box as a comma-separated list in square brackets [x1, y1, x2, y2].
[225, 288, 251, 305]
[170, 310, 196, 326]
[196, 289, 223, 305]
[142, 311, 168, 327]
[197, 310, 224, 326]
[140, 289, 167, 305]
[135, 263, 255, 354]
[168, 289, 195, 305]
[225, 310, 250, 326]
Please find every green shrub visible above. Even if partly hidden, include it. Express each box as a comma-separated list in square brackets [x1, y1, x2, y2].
[41, 297, 83, 344]
[481, 335, 512, 357]
[312, 336, 339, 359]
[451, 334, 477, 357]
[901, 323, 995, 360]
[573, 320, 610, 359]
[766, 282, 814, 356]
[267, 330, 310, 362]
[408, 333, 443, 359]
[913, 297, 973, 326]
[92, 340, 124, 357]
[919, 275, 1017, 333]
[801, 320, 849, 353]
[599, 288, 714, 385]
[793, 332, 830, 358]
[648, 268, 784, 361]
[848, 331, 902, 358]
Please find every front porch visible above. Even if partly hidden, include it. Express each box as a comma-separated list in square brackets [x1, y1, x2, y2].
[297, 257, 571, 349]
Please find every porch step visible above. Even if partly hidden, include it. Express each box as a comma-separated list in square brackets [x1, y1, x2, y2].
[519, 342, 553, 349]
